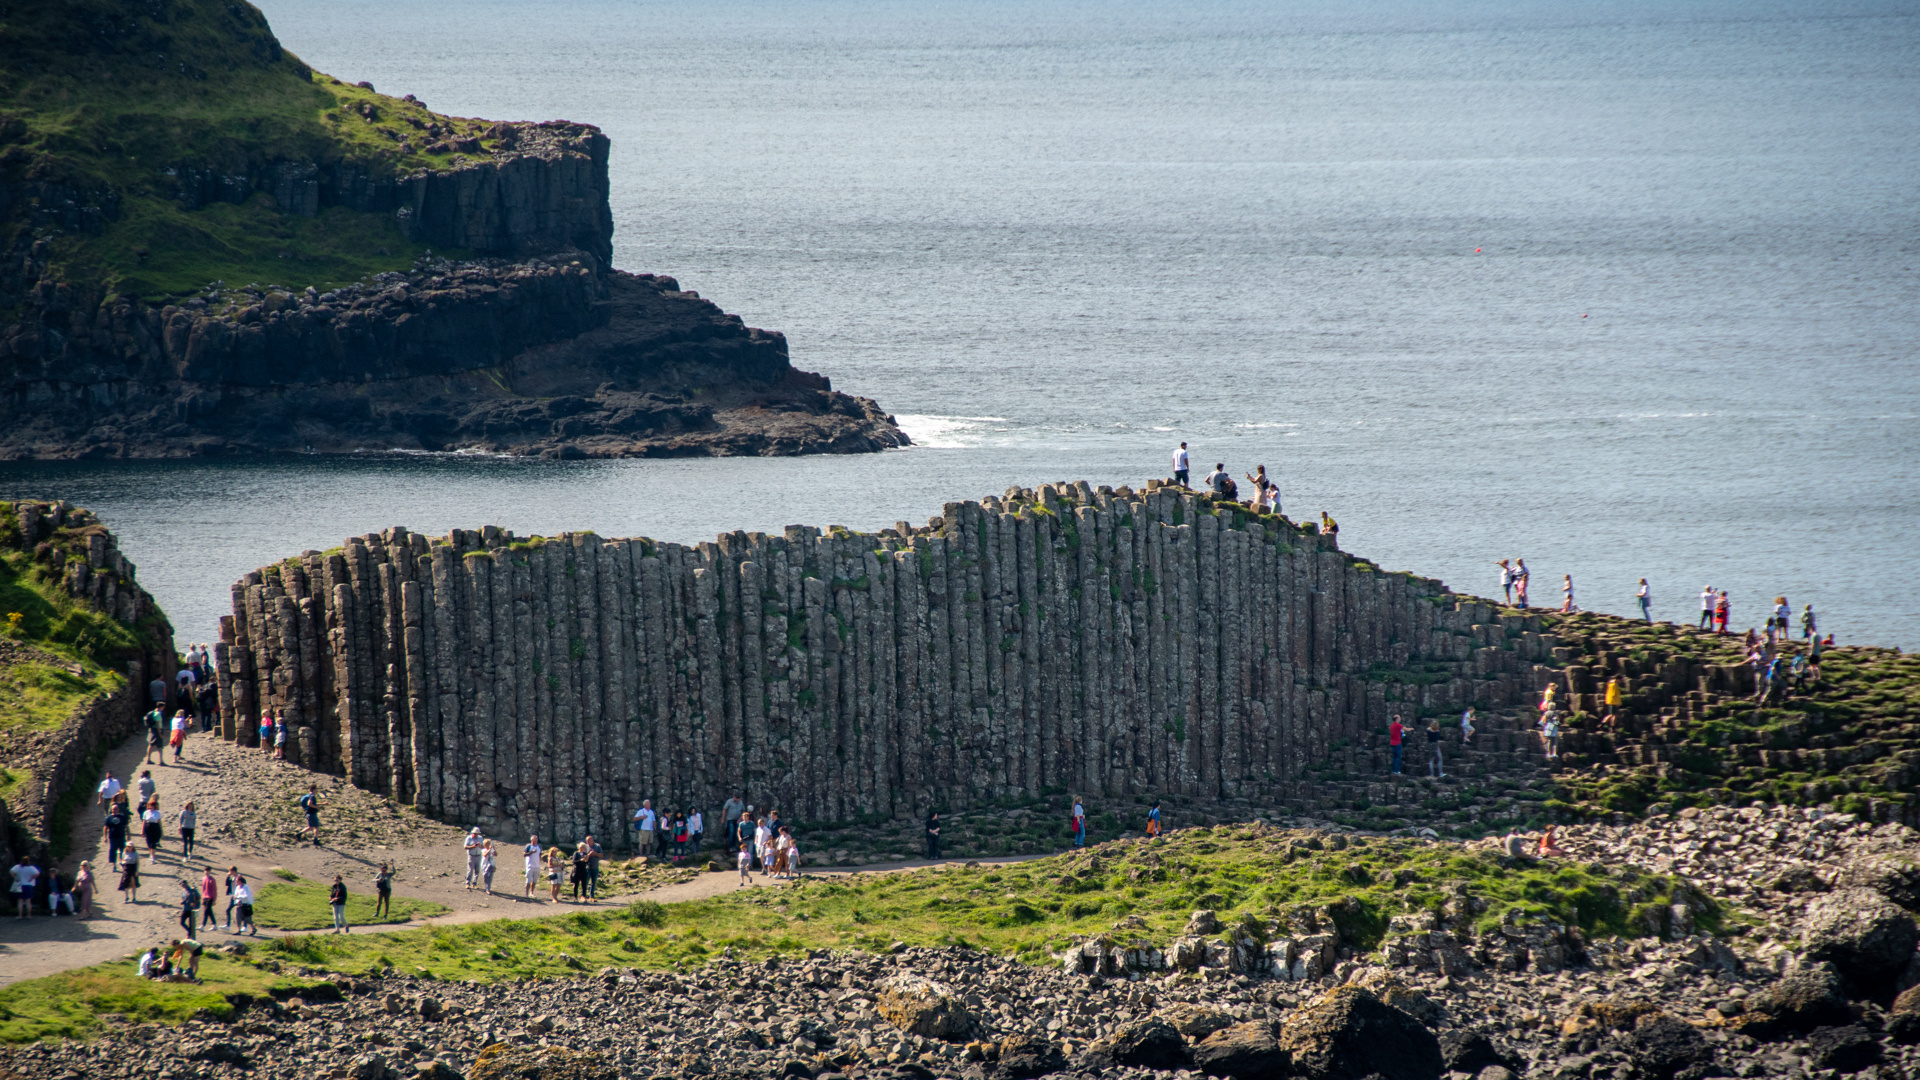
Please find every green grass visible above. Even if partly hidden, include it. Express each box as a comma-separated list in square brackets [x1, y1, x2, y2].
[1, 0, 506, 305]
[0, 953, 316, 1043]
[0, 537, 147, 735]
[251, 880, 448, 931]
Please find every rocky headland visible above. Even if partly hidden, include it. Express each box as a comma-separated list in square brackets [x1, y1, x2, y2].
[0, 1, 907, 459]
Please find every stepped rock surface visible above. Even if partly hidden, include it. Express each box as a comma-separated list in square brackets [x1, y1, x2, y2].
[0, 0, 906, 459]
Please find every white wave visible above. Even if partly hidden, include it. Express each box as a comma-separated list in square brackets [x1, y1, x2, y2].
[1232, 422, 1301, 429]
[894, 414, 1010, 448]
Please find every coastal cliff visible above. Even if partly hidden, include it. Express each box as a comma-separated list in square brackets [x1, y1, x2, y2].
[0, 0, 907, 459]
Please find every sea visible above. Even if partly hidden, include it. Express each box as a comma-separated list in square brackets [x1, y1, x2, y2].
[5, 0, 1917, 649]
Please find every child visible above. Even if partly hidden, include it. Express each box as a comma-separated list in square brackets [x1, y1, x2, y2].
[737, 843, 752, 887]
[1460, 707, 1476, 744]
[479, 845, 495, 896]
[259, 713, 275, 756]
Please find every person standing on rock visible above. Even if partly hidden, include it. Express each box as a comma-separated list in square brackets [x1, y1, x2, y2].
[274, 717, 288, 760]
[298, 783, 321, 845]
[1698, 586, 1714, 629]
[1637, 579, 1651, 622]
[1388, 716, 1404, 775]
[1460, 707, 1476, 745]
[1772, 597, 1792, 647]
[1714, 591, 1730, 635]
[1540, 713, 1560, 760]
[1513, 560, 1529, 607]
[1559, 575, 1576, 613]
[523, 835, 542, 898]
[463, 828, 484, 890]
[1605, 678, 1624, 720]
[1801, 603, 1817, 641]
[634, 800, 656, 860]
[328, 874, 349, 933]
[925, 811, 941, 861]
[1496, 560, 1515, 604]
[1172, 443, 1190, 487]
[1426, 717, 1445, 778]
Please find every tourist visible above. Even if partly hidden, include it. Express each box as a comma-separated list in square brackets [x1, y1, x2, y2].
[1537, 824, 1566, 858]
[145, 710, 165, 764]
[1426, 716, 1445, 778]
[1637, 578, 1651, 622]
[1205, 463, 1232, 498]
[720, 795, 743, 838]
[199, 866, 216, 929]
[572, 844, 591, 901]
[1514, 560, 1529, 607]
[773, 827, 792, 879]
[1698, 586, 1714, 629]
[1801, 604, 1818, 641]
[1070, 796, 1087, 847]
[135, 769, 156, 807]
[1460, 707, 1476, 745]
[1145, 801, 1162, 836]
[1559, 575, 1576, 614]
[10, 855, 36, 919]
[45, 868, 75, 916]
[1713, 591, 1730, 635]
[258, 712, 274, 755]
[234, 876, 255, 934]
[1496, 560, 1515, 604]
[1265, 479, 1283, 517]
[274, 717, 288, 760]
[668, 813, 686, 861]
[1244, 466, 1270, 510]
[1172, 442, 1190, 487]
[633, 800, 656, 859]
[687, 808, 703, 855]
[1600, 712, 1619, 734]
[479, 844, 496, 896]
[374, 862, 393, 917]
[1501, 830, 1531, 859]
[737, 843, 752, 886]
[172, 937, 204, 982]
[102, 799, 130, 868]
[169, 709, 190, 762]
[1320, 512, 1339, 539]
[223, 866, 242, 930]
[148, 673, 168, 710]
[96, 769, 122, 808]
[733, 812, 753, 866]
[298, 783, 321, 844]
[925, 810, 941, 860]
[546, 846, 564, 901]
[177, 800, 199, 861]
[786, 831, 803, 878]
[1605, 677, 1623, 720]
[177, 879, 198, 936]
[1790, 653, 1812, 693]
[524, 834, 542, 898]
[71, 860, 95, 918]
[1540, 713, 1560, 760]
[585, 836, 602, 896]
[138, 946, 163, 979]
[141, 797, 164, 860]
[328, 874, 349, 933]
[1387, 715, 1404, 775]
[756, 816, 774, 875]
[120, 858, 145, 912]
[1773, 597, 1792, 647]
[463, 827, 484, 890]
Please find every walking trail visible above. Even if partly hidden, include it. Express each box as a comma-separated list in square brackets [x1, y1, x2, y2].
[0, 728, 1046, 987]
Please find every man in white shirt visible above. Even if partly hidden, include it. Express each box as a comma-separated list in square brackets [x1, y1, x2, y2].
[1171, 442, 1190, 487]
[633, 801, 656, 858]
[688, 809, 704, 854]
[463, 827, 484, 890]
[10, 857, 38, 919]
[97, 771, 123, 807]
[1698, 586, 1715, 629]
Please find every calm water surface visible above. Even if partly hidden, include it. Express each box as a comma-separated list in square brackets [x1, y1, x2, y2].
[6, 0, 1917, 647]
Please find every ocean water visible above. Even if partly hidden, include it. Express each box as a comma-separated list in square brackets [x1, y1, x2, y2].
[6, 0, 1917, 648]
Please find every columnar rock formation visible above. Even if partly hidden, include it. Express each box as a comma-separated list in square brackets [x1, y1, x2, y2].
[217, 482, 1568, 844]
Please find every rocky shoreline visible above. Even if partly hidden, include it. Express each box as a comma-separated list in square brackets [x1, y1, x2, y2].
[9, 808, 1920, 1080]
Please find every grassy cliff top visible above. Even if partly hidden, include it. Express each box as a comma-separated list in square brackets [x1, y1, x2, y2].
[1, 0, 530, 303]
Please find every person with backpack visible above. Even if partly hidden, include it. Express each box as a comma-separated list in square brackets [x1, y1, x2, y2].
[298, 783, 321, 844]
[375, 862, 394, 916]
[234, 876, 255, 934]
[1204, 464, 1232, 497]
[1070, 797, 1087, 847]
[1145, 802, 1162, 837]
[177, 879, 198, 936]
[145, 710, 166, 765]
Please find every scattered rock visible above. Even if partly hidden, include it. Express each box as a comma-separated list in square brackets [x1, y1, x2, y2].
[1158, 1002, 1236, 1039]
[1743, 961, 1853, 1035]
[1082, 1017, 1192, 1071]
[1804, 1024, 1882, 1073]
[1277, 986, 1443, 1080]
[1191, 1020, 1287, 1080]
[469, 1044, 614, 1080]
[990, 1034, 1064, 1080]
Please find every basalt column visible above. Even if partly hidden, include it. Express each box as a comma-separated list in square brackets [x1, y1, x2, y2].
[221, 482, 1564, 846]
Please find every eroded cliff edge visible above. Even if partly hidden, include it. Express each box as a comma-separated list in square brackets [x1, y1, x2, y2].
[0, 1, 907, 459]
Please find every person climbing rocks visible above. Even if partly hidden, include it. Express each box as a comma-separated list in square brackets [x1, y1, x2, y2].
[1637, 578, 1651, 622]
[1172, 442, 1190, 487]
[1388, 715, 1404, 775]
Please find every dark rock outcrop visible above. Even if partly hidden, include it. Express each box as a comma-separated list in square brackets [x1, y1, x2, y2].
[1800, 888, 1919, 994]
[1081, 1018, 1192, 1071]
[1276, 986, 1442, 1080]
[1191, 1020, 1288, 1080]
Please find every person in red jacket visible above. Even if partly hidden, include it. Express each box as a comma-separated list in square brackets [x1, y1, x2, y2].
[1388, 716, 1405, 775]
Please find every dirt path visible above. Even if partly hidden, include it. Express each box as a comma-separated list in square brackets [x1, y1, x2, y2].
[0, 729, 1052, 987]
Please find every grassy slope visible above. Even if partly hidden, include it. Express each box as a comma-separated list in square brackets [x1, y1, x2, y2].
[1, 0, 506, 304]
[0, 825, 1710, 1042]
[251, 879, 448, 931]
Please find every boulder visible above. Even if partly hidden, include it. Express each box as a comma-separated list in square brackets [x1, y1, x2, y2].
[1800, 888, 1919, 991]
[1437, 1030, 1515, 1075]
[1889, 985, 1920, 1045]
[348, 1055, 396, 1080]
[1081, 1017, 1192, 1071]
[1186, 909, 1222, 936]
[1619, 1013, 1712, 1080]
[992, 1034, 1065, 1080]
[1192, 1021, 1288, 1080]
[1351, 969, 1444, 1027]
[1833, 853, 1920, 911]
[875, 974, 979, 1041]
[1277, 986, 1443, 1080]
[1159, 1002, 1236, 1039]
[469, 1044, 613, 1080]
[1741, 961, 1853, 1035]
[1804, 1024, 1881, 1073]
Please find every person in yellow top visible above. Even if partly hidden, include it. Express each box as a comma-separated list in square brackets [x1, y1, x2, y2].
[1319, 512, 1338, 538]
[1605, 677, 1624, 716]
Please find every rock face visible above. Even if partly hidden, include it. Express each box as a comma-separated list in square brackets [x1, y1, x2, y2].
[1799, 888, 1919, 992]
[210, 482, 1573, 844]
[1276, 986, 1442, 1080]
